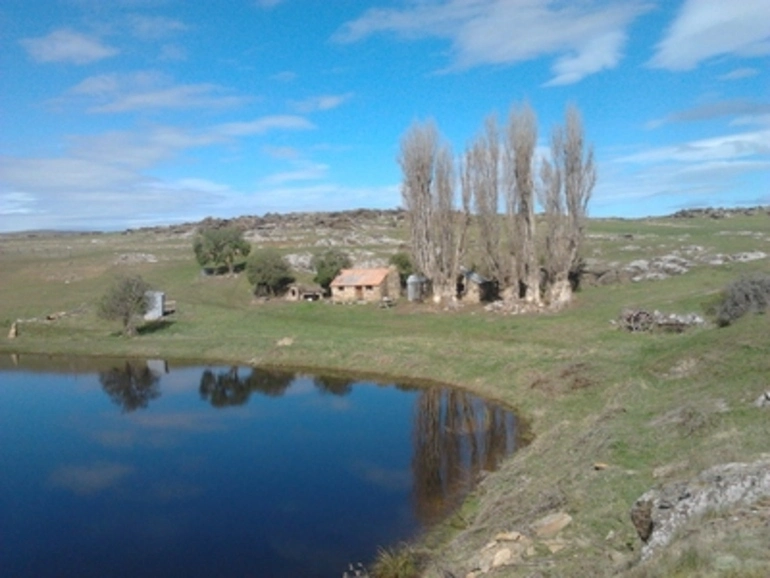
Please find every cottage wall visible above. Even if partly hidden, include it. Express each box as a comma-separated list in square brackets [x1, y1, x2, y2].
[330, 268, 398, 304]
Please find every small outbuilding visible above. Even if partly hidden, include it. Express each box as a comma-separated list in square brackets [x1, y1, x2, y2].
[457, 268, 496, 303]
[330, 267, 400, 304]
[285, 283, 325, 302]
[407, 274, 430, 302]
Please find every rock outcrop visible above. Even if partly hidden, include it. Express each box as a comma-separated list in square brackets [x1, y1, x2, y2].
[630, 458, 770, 561]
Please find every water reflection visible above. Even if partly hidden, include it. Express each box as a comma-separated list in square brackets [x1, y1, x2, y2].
[198, 366, 294, 406]
[312, 375, 354, 396]
[99, 361, 161, 413]
[2, 356, 521, 578]
[412, 388, 516, 525]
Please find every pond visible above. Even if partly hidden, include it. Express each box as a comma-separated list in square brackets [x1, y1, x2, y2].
[0, 355, 522, 578]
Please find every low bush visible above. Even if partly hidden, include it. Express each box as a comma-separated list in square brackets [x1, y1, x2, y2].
[370, 545, 419, 578]
[713, 273, 770, 327]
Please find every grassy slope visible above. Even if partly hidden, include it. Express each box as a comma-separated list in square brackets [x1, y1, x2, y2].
[1, 214, 769, 576]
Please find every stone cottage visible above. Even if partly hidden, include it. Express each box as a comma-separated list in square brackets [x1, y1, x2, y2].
[330, 267, 400, 304]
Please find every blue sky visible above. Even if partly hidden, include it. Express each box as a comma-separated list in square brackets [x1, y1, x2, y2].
[1, 0, 768, 232]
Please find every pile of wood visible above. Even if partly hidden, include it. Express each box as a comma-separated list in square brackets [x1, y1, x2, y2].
[618, 308, 705, 333]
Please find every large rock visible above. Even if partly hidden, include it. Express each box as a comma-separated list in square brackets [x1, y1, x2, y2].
[532, 512, 572, 538]
[630, 459, 770, 561]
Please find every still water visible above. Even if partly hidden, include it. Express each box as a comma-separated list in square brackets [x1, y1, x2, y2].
[0, 356, 521, 578]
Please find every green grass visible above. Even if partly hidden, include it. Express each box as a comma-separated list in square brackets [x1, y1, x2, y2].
[1, 212, 769, 577]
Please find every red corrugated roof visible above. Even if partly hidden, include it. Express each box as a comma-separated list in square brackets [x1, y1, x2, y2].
[330, 268, 391, 287]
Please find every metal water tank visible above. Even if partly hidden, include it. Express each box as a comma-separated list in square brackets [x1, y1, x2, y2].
[407, 274, 426, 302]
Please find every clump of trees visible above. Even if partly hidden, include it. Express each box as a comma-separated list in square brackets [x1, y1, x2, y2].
[246, 248, 295, 297]
[193, 226, 251, 275]
[311, 249, 352, 290]
[98, 274, 151, 336]
[399, 103, 595, 309]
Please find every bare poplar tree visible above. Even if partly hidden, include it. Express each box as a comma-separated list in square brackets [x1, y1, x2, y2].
[400, 122, 437, 282]
[540, 105, 596, 308]
[467, 116, 504, 282]
[505, 103, 539, 303]
[399, 121, 469, 299]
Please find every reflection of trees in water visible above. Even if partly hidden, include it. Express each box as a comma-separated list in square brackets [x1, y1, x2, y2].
[199, 367, 295, 407]
[312, 375, 354, 396]
[99, 362, 161, 413]
[412, 388, 517, 525]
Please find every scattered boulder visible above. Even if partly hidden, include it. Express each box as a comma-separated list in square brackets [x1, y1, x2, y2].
[630, 458, 770, 561]
[532, 512, 572, 538]
[8, 321, 18, 339]
[754, 391, 770, 408]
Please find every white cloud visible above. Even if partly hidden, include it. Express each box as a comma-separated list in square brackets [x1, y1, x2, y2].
[252, 183, 400, 213]
[0, 116, 317, 231]
[335, 0, 648, 85]
[260, 162, 329, 185]
[0, 192, 36, 215]
[159, 43, 187, 61]
[21, 28, 118, 64]
[214, 115, 315, 137]
[594, 128, 770, 215]
[718, 67, 759, 81]
[647, 100, 770, 128]
[262, 145, 302, 160]
[61, 72, 249, 112]
[617, 130, 770, 164]
[649, 0, 770, 70]
[271, 70, 298, 82]
[290, 93, 354, 113]
[128, 15, 189, 40]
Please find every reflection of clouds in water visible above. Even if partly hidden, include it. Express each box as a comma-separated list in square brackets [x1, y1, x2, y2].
[306, 396, 352, 412]
[282, 379, 314, 396]
[128, 411, 230, 431]
[150, 480, 203, 503]
[91, 429, 135, 448]
[350, 461, 411, 492]
[49, 462, 133, 495]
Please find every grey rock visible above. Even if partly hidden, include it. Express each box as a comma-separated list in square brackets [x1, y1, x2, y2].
[631, 459, 770, 561]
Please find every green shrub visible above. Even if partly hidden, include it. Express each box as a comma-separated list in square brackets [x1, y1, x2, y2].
[389, 251, 414, 288]
[246, 249, 294, 296]
[370, 545, 419, 578]
[311, 249, 352, 290]
[97, 275, 151, 337]
[713, 273, 770, 327]
[193, 226, 251, 275]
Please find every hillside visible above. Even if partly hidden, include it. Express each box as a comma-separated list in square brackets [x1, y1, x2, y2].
[1, 207, 769, 577]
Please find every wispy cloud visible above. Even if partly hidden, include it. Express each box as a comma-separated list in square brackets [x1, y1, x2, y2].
[718, 67, 759, 81]
[594, 128, 770, 214]
[271, 70, 298, 82]
[0, 116, 316, 230]
[214, 115, 315, 137]
[290, 93, 354, 113]
[60, 71, 249, 112]
[618, 130, 770, 164]
[21, 28, 118, 64]
[128, 15, 189, 40]
[260, 162, 329, 185]
[335, 0, 649, 85]
[647, 100, 770, 128]
[649, 0, 770, 70]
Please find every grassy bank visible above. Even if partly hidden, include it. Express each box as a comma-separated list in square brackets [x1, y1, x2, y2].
[1, 212, 769, 576]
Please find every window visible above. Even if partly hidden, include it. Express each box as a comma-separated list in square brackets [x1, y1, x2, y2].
[365, 285, 373, 291]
